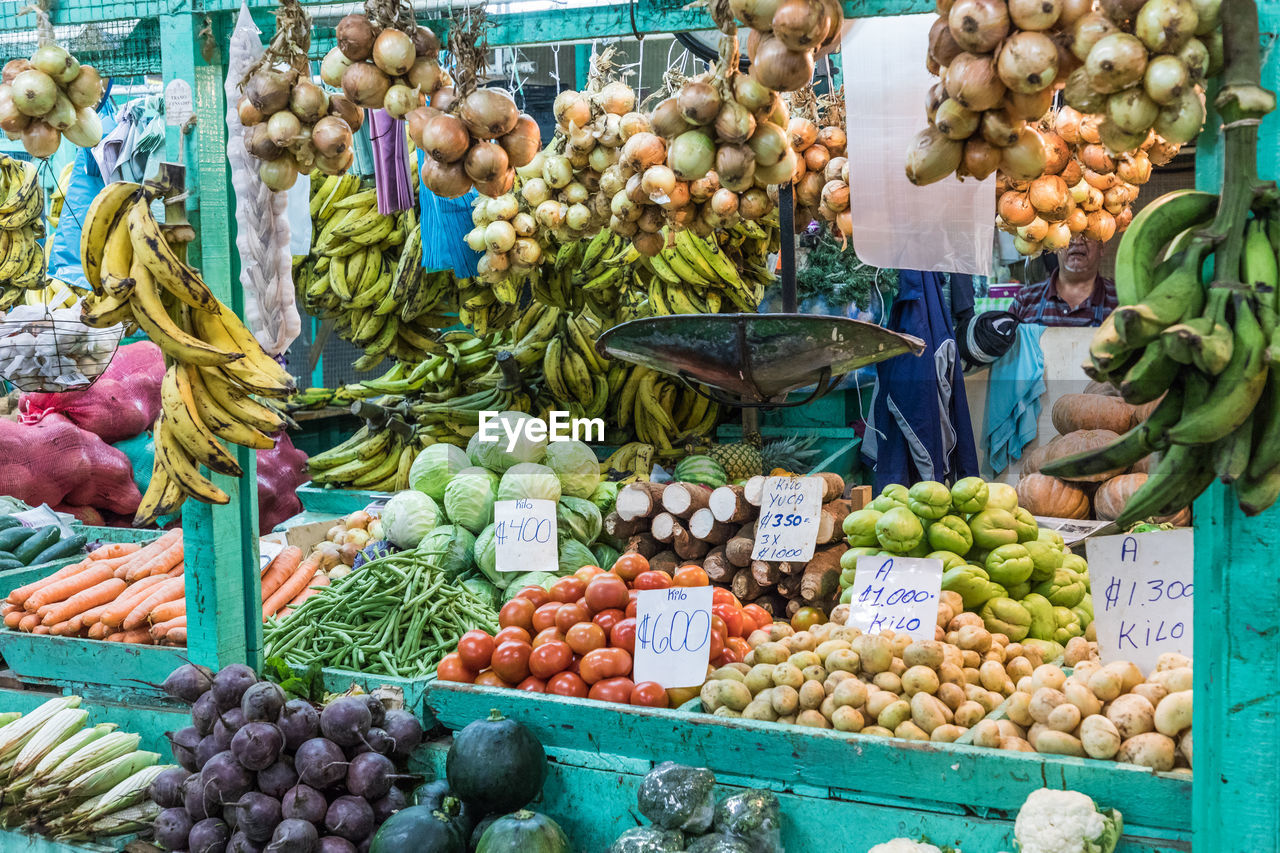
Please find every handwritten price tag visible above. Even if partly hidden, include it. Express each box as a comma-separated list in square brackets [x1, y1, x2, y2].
[845, 556, 943, 641]
[1085, 529, 1193, 674]
[493, 499, 558, 573]
[633, 586, 713, 689]
[752, 477, 823, 562]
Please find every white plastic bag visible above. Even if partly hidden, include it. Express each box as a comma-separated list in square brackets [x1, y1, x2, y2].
[843, 14, 994, 276]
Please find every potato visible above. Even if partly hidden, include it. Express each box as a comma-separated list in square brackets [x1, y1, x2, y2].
[865, 691, 897, 720]
[889, 658, 907, 677]
[1106, 661, 1144, 692]
[984, 648, 1007, 666]
[861, 725, 893, 737]
[772, 663, 805, 690]
[711, 666, 746, 682]
[941, 644, 965, 669]
[799, 680, 827, 711]
[776, 713, 797, 725]
[961, 650, 982, 669]
[1064, 681, 1103, 718]
[963, 683, 987, 703]
[1047, 702, 1082, 733]
[938, 662, 965, 686]
[878, 699, 912, 731]
[1031, 664, 1066, 692]
[712, 706, 741, 718]
[828, 604, 852, 626]
[949, 612, 984, 631]
[1085, 621, 1096, 642]
[981, 691, 1005, 712]
[1026, 722, 1047, 745]
[1029, 687, 1067, 724]
[832, 625, 861, 644]
[963, 666, 982, 686]
[1034, 729, 1086, 757]
[1022, 644, 1045, 668]
[1072, 659, 1102, 680]
[832, 705, 864, 732]
[1016, 675, 1034, 693]
[1000, 737, 1036, 752]
[1088, 668, 1124, 701]
[816, 639, 852, 661]
[873, 671, 903, 694]
[855, 634, 894, 673]
[996, 720, 1026, 740]
[764, 623, 795, 641]
[744, 664, 775, 694]
[810, 623, 834, 643]
[1005, 655, 1033, 683]
[956, 625, 993, 653]
[820, 695, 837, 721]
[747, 629, 772, 646]
[1131, 682, 1167, 707]
[824, 670, 855, 694]
[1106, 693, 1156, 740]
[1004, 641, 1024, 659]
[714, 680, 754, 711]
[785, 631, 817, 653]
[931, 724, 966, 743]
[901, 641, 943, 670]
[970, 719, 1002, 748]
[789, 651, 822, 670]
[1004, 691, 1034, 727]
[825, 649, 861, 674]
[802, 665, 829, 683]
[950, 700, 986, 729]
[901, 665, 941, 696]
[743, 699, 778, 721]
[796, 709, 830, 728]
[1064, 636, 1092, 667]
[892, 633, 913, 656]
[1148, 666, 1193, 693]
[979, 660, 1007, 692]
[833, 678, 868, 709]
[937, 682, 967, 712]
[910, 692, 951, 733]
[1154, 690, 1193, 736]
[1080, 714, 1121, 759]
[770, 684, 800, 716]
[939, 590, 963, 613]
[1156, 652, 1192, 672]
[990, 632, 1010, 647]
[937, 604, 955, 629]
[754, 642, 790, 665]
[1179, 728, 1193, 767]
[1117, 732, 1176, 770]
[895, 720, 930, 740]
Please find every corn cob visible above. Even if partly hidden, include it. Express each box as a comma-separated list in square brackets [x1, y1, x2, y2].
[0, 697, 81, 764]
[6, 724, 116, 807]
[38, 732, 141, 789]
[55, 800, 161, 841]
[56, 764, 168, 828]
[9, 708, 88, 778]
[59, 749, 157, 804]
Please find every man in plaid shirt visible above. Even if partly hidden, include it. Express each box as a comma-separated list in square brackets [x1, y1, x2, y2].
[1010, 234, 1117, 326]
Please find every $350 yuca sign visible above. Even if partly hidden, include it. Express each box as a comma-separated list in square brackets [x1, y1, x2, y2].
[633, 586, 713, 689]
[493, 498, 557, 573]
[845, 556, 943, 641]
[752, 476, 823, 562]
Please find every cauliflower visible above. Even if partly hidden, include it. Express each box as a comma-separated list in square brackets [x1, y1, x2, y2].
[1013, 788, 1123, 853]
[867, 841, 945, 853]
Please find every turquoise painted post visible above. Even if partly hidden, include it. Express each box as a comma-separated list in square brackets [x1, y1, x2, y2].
[160, 12, 263, 671]
[1190, 2, 1280, 849]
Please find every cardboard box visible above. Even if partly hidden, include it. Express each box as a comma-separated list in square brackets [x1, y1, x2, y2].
[259, 519, 340, 567]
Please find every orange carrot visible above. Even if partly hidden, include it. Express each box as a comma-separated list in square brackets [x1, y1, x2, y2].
[125, 538, 184, 582]
[166, 564, 184, 578]
[262, 554, 320, 620]
[260, 547, 303, 602]
[76, 601, 112, 625]
[151, 615, 186, 641]
[285, 573, 330, 608]
[1, 602, 14, 616]
[98, 575, 170, 628]
[8, 559, 91, 607]
[88, 542, 141, 561]
[87, 621, 108, 640]
[105, 628, 152, 643]
[167, 626, 188, 645]
[31, 625, 50, 635]
[148, 598, 186, 625]
[110, 530, 180, 580]
[122, 577, 184, 631]
[4, 610, 22, 628]
[17, 612, 39, 632]
[23, 564, 114, 612]
[51, 615, 86, 636]
[41, 578, 127, 626]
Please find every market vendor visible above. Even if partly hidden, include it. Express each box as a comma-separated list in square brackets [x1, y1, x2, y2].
[1010, 235, 1117, 327]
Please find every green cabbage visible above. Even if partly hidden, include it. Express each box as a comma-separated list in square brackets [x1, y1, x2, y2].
[559, 538, 599, 573]
[443, 468, 497, 533]
[497, 462, 563, 503]
[591, 480, 618, 511]
[417, 524, 476, 577]
[592, 542, 621, 572]
[473, 524, 504, 588]
[468, 410, 548, 472]
[501, 571, 559, 603]
[380, 491, 441, 548]
[544, 440, 602, 499]
[558, 496, 603, 544]
[408, 443, 470, 500]
[460, 576, 500, 610]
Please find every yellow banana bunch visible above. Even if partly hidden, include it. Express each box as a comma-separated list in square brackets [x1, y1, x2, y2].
[79, 178, 296, 524]
[0, 155, 48, 307]
[600, 441, 656, 484]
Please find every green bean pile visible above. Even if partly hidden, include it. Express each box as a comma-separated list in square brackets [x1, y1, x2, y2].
[263, 549, 499, 678]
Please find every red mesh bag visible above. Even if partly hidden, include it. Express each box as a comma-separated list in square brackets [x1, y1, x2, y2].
[52, 504, 106, 527]
[18, 342, 165, 444]
[0, 414, 142, 514]
[256, 432, 309, 534]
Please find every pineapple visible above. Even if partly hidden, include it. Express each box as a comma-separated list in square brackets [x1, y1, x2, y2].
[762, 434, 821, 475]
[708, 431, 765, 480]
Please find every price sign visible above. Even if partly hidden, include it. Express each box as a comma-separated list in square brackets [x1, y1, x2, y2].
[164, 79, 193, 127]
[633, 586, 713, 689]
[1085, 529, 1193, 674]
[752, 476, 823, 562]
[844, 556, 943, 641]
[493, 499, 557, 573]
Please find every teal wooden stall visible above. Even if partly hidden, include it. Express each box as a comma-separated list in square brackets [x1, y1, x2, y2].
[0, 0, 1275, 849]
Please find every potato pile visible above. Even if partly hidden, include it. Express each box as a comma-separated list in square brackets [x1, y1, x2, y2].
[699, 595, 1047, 739]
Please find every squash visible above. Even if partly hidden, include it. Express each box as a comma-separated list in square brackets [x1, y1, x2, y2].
[1015, 474, 1092, 519]
[1131, 396, 1163, 427]
[370, 804, 467, 853]
[1037, 429, 1126, 483]
[1020, 438, 1062, 476]
[445, 710, 546, 815]
[412, 780, 476, 838]
[1051, 394, 1136, 435]
[1082, 380, 1121, 397]
[1157, 506, 1192, 526]
[475, 810, 570, 853]
[1094, 473, 1148, 521]
[1132, 454, 1153, 474]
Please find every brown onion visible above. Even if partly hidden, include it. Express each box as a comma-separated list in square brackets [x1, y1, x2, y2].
[1059, 0, 1093, 26]
[1153, 88, 1205, 145]
[998, 190, 1037, 226]
[1017, 217, 1049, 241]
[929, 16, 964, 68]
[237, 97, 264, 127]
[406, 105, 436, 145]
[651, 97, 692, 139]
[1084, 209, 1116, 241]
[372, 29, 416, 77]
[803, 142, 830, 173]
[787, 117, 818, 151]
[1060, 158, 1084, 185]
[796, 170, 824, 207]
[1117, 152, 1153, 186]
[337, 15, 376, 62]
[312, 116, 354, 160]
[715, 99, 756, 144]
[1108, 87, 1159, 135]
[244, 123, 281, 159]
[934, 99, 980, 140]
[1135, 0, 1197, 53]
[1055, 105, 1083, 143]
[1005, 88, 1053, 121]
[716, 144, 756, 190]
[342, 63, 390, 110]
[623, 131, 667, 171]
[997, 31, 1059, 94]
[755, 147, 798, 185]
[905, 126, 963, 186]
[732, 75, 774, 114]
[1029, 174, 1070, 220]
[1114, 206, 1134, 232]
[620, 111, 652, 139]
[66, 66, 103, 110]
[321, 47, 353, 88]
[1000, 125, 1048, 180]
[315, 148, 354, 175]
[412, 26, 441, 59]
[739, 187, 772, 220]
[1066, 205, 1089, 232]
[474, 168, 516, 198]
[1071, 13, 1119, 61]
[421, 113, 469, 163]
[771, 0, 829, 51]
[1085, 34, 1147, 94]
[421, 156, 472, 198]
[731, 0, 783, 31]
[265, 110, 301, 146]
[1100, 117, 1149, 154]
[1043, 132, 1070, 175]
[748, 121, 789, 166]
[1, 59, 30, 84]
[667, 130, 716, 181]
[1084, 167, 1119, 191]
[980, 109, 1022, 147]
[289, 80, 328, 123]
[259, 157, 299, 191]
[677, 81, 722, 127]
[597, 81, 638, 116]
[962, 137, 1001, 179]
[1008, 0, 1061, 30]
[460, 89, 519, 139]
[498, 115, 541, 168]
[946, 53, 1007, 112]
[1062, 68, 1108, 114]
[244, 67, 293, 115]
[1042, 220, 1072, 250]
[464, 141, 509, 184]
[554, 90, 591, 129]
[750, 36, 815, 92]
[948, 0, 1010, 53]
[20, 119, 58, 158]
[329, 95, 364, 132]
[383, 83, 419, 120]
[817, 125, 846, 154]
[407, 58, 443, 95]
[689, 173, 720, 201]
[821, 178, 851, 211]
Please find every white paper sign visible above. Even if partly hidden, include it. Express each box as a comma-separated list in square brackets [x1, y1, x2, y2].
[492, 499, 557, 573]
[752, 477, 823, 562]
[633, 586, 713, 689]
[845, 555, 943, 641]
[164, 79, 193, 127]
[1086, 529, 1193, 674]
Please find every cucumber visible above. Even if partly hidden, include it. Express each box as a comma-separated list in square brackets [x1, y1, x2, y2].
[28, 534, 87, 567]
[0, 516, 20, 532]
[0, 558, 21, 571]
[14, 527, 60, 565]
[0, 527, 36, 553]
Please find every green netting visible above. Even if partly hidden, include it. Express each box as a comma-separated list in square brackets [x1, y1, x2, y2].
[0, 18, 162, 78]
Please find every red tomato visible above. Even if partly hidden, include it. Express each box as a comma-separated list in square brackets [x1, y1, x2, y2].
[791, 606, 826, 632]
[516, 676, 546, 692]
[579, 647, 632, 684]
[494, 626, 532, 647]
[726, 636, 752, 659]
[584, 575, 629, 613]
[549, 576, 587, 603]
[630, 681, 669, 708]
[612, 552, 649, 582]
[567, 653, 581, 675]
[474, 670, 512, 688]
[436, 653, 476, 683]
[592, 608, 625, 635]
[632, 570, 672, 590]
[532, 627, 565, 648]
[456, 630, 495, 671]
[742, 604, 772, 632]
[499, 598, 535, 632]
[574, 565, 606, 583]
[609, 617, 637, 654]
[719, 644, 743, 664]
[565, 621, 607, 656]
[713, 603, 744, 638]
[531, 602, 563, 633]
[546, 672, 588, 698]
[554, 602, 591, 634]
[490, 641, 532, 684]
[516, 586, 551, 607]
[673, 565, 709, 587]
[712, 587, 739, 608]
[588, 676, 635, 704]
[709, 630, 725, 660]
[529, 640, 573, 679]
[625, 599, 637, 618]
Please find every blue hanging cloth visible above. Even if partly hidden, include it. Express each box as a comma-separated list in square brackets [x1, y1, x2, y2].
[418, 149, 481, 278]
[983, 323, 1047, 477]
[861, 270, 980, 490]
[47, 103, 119, 290]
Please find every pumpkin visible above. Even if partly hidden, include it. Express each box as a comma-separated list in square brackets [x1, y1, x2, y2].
[1082, 380, 1121, 397]
[1020, 438, 1062, 476]
[1015, 474, 1092, 519]
[445, 710, 546, 815]
[1132, 454, 1153, 474]
[1156, 506, 1192, 526]
[1051, 394, 1136, 435]
[369, 805, 467, 853]
[1094, 473, 1148, 521]
[475, 810, 570, 853]
[1037, 429, 1127, 483]
[1130, 396, 1163, 427]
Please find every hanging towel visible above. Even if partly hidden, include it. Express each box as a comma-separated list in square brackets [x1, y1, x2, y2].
[982, 322, 1047, 477]
[418, 149, 481, 278]
[47, 112, 118, 290]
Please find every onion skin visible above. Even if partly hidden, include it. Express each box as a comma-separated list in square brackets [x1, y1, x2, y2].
[1085, 33, 1148, 95]
[999, 190, 1037, 226]
[312, 116, 353, 160]
[677, 81, 721, 128]
[463, 140, 510, 184]
[1029, 174, 1070, 220]
[929, 16, 964, 68]
[1042, 132, 1070, 175]
[498, 115, 541, 168]
[948, 0, 1010, 54]
[420, 114, 470, 164]
[749, 36, 815, 92]
[1000, 125, 1048, 181]
[336, 15, 376, 62]
[328, 95, 364, 133]
[1071, 13, 1119, 62]
[341, 63, 390, 110]
[934, 99, 980, 140]
[905, 126, 964, 186]
[945, 53, 1007, 112]
[771, 0, 830, 51]
[1008, 0, 1061, 30]
[963, 137, 1001, 179]
[22, 119, 60, 158]
[460, 89, 520, 139]
[1005, 88, 1054, 121]
[996, 31, 1059, 94]
[980, 109, 1022, 148]
[1143, 54, 1190, 105]
[421, 156, 473, 198]
[1134, 0, 1198, 54]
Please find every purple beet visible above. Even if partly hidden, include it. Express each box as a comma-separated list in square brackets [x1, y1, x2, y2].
[193, 691, 222, 735]
[235, 791, 283, 843]
[169, 726, 202, 772]
[281, 784, 328, 825]
[188, 816, 230, 853]
[277, 700, 321, 751]
[257, 757, 298, 799]
[324, 795, 374, 842]
[318, 837, 357, 853]
[162, 663, 215, 703]
[380, 710, 422, 759]
[149, 766, 192, 809]
[319, 697, 371, 748]
[266, 817, 318, 853]
[212, 664, 259, 712]
[370, 786, 407, 823]
[155, 807, 193, 849]
[295, 738, 348, 789]
[231, 722, 285, 771]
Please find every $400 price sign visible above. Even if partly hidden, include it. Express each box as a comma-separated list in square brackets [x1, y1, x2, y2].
[845, 556, 943, 641]
[493, 498, 557, 573]
[633, 586, 713, 688]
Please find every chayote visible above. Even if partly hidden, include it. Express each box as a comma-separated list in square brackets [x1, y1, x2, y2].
[875, 506, 924, 553]
[908, 480, 952, 520]
[968, 507, 1020, 551]
[981, 596, 1032, 642]
[986, 543, 1034, 587]
[927, 514, 974, 556]
[843, 508, 884, 548]
[950, 476, 989, 514]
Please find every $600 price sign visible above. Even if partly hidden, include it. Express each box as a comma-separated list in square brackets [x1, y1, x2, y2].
[844, 556, 943, 641]
[493, 498, 557, 573]
[633, 586, 713, 688]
